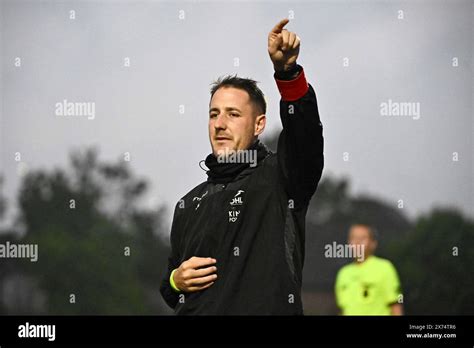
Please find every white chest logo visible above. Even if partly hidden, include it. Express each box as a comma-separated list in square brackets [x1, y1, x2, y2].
[229, 190, 244, 222]
[193, 191, 208, 210]
[230, 190, 244, 206]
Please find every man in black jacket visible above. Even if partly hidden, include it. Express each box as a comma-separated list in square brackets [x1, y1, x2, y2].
[160, 18, 324, 315]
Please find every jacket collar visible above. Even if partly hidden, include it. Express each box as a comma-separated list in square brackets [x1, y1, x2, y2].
[204, 140, 271, 184]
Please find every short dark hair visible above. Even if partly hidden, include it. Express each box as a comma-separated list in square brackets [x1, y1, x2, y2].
[210, 75, 266, 115]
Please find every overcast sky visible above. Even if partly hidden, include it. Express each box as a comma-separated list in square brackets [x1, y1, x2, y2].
[1, 0, 472, 233]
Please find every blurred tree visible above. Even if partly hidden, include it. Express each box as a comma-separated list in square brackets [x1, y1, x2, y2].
[4, 148, 172, 314]
[0, 176, 17, 313]
[388, 209, 474, 314]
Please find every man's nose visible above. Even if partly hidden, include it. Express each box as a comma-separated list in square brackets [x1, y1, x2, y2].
[214, 114, 226, 130]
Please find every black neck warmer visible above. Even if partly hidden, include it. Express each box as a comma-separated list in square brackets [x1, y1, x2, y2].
[204, 140, 270, 184]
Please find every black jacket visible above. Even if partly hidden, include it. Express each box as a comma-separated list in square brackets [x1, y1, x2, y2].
[160, 66, 324, 315]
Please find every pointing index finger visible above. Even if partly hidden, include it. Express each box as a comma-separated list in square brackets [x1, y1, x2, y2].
[271, 18, 290, 34]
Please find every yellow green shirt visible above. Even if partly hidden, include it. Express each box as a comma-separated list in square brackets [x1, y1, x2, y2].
[335, 255, 402, 315]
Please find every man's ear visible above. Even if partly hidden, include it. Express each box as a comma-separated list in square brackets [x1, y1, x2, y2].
[371, 240, 378, 252]
[254, 114, 266, 136]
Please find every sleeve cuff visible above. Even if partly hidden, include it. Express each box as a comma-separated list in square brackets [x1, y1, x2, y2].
[274, 67, 309, 101]
[170, 269, 181, 292]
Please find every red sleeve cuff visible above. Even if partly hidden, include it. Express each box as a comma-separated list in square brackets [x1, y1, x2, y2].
[274, 68, 309, 101]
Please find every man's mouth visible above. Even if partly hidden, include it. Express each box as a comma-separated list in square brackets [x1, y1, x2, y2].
[215, 136, 231, 141]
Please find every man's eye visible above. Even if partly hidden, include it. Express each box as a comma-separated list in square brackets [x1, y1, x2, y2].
[210, 114, 217, 118]
[230, 113, 239, 117]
